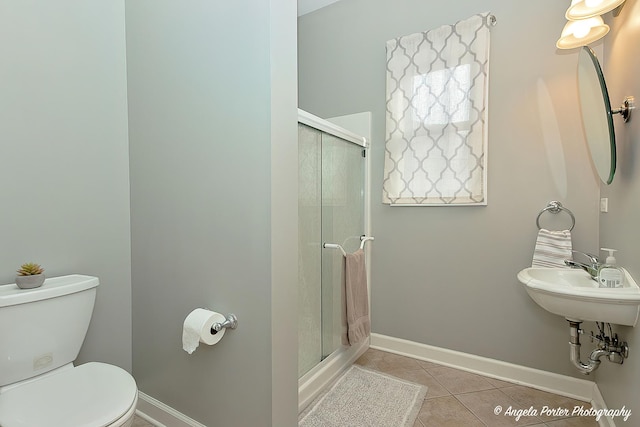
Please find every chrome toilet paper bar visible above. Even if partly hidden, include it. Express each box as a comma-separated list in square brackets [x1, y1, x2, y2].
[211, 313, 238, 334]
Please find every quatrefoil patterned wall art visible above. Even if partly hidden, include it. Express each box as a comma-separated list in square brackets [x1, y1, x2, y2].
[382, 12, 493, 205]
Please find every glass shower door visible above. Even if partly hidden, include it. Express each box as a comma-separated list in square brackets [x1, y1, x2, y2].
[298, 124, 322, 378]
[320, 132, 365, 360]
[297, 123, 365, 378]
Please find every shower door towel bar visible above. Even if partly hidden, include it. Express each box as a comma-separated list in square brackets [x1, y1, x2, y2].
[536, 201, 575, 231]
[323, 235, 375, 257]
[359, 235, 374, 249]
[323, 243, 347, 256]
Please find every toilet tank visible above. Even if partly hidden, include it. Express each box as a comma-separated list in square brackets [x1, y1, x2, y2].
[0, 275, 99, 387]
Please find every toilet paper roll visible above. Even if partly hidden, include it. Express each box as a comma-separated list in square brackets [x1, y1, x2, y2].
[182, 308, 227, 354]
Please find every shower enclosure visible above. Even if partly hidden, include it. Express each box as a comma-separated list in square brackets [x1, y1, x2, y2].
[298, 109, 370, 410]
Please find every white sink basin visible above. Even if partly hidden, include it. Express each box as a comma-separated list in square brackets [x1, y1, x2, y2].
[517, 267, 640, 326]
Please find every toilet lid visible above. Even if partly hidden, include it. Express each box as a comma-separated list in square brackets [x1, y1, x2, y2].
[0, 362, 137, 427]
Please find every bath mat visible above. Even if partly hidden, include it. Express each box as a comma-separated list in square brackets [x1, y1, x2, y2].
[299, 365, 427, 427]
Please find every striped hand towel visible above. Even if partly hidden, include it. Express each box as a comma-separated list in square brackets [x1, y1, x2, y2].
[532, 228, 573, 268]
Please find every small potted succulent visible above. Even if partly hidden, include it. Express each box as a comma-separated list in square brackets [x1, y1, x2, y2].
[16, 262, 45, 289]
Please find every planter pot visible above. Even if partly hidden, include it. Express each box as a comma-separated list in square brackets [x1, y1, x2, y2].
[16, 274, 45, 289]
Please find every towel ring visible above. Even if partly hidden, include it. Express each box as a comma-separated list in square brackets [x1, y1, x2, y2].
[536, 201, 575, 231]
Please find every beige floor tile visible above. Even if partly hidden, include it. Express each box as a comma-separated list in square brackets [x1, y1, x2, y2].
[412, 418, 425, 427]
[357, 348, 386, 362]
[354, 354, 378, 369]
[319, 349, 601, 427]
[374, 351, 424, 373]
[456, 388, 544, 426]
[132, 415, 155, 427]
[354, 348, 386, 370]
[416, 359, 442, 370]
[545, 416, 600, 426]
[417, 396, 485, 427]
[501, 385, 591, 422]
[485, 376, 516, 388]
[424, 366, 495, 394]
[384, 368, 451, 399]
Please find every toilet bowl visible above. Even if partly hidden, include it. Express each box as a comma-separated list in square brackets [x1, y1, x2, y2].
[0, 363, 138, 427]
[0, 275, 139, 427]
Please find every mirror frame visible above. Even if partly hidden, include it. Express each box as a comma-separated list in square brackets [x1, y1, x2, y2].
[577, 46, 616, 185]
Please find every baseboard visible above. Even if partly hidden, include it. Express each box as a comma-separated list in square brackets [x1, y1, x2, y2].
[371, 333, 613, 426]
[136, 334, 614, 427]
[591, 385, 617, 427]
[136, 391, 206, 427]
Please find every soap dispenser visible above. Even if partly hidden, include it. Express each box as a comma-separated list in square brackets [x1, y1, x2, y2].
[598, 248, 624, 288]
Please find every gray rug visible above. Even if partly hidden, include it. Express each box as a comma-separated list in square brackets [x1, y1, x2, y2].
[299, 365, 427, 427]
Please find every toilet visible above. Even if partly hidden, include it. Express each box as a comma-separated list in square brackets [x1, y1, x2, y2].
[0, 275, 138, 427]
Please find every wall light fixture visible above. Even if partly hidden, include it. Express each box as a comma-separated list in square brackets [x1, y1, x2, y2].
[556, 0, 626, 49]
[556, 15, 610, 49]
[566, 0, 626, 19]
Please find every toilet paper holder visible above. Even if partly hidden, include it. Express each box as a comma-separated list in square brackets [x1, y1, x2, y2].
[210, 313, 238, 335]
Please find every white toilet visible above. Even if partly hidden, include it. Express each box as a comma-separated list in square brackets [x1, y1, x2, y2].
[0, 275, 138, 427]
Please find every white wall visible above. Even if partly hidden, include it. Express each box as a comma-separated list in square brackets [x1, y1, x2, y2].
[299, 0, 601, 378]
[0, 1, 132, 370]
[597, 0, 640, 421]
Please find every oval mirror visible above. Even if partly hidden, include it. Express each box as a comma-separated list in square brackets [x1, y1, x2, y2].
[577, 46, 616, 185]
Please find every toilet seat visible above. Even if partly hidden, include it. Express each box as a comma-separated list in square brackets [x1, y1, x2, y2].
[0, 362, 137, 427]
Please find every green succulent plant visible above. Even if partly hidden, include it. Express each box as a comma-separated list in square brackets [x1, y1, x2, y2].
[17, 262, 44, 276]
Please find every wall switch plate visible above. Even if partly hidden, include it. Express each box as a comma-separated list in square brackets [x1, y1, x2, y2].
[600, 198, 609, 213]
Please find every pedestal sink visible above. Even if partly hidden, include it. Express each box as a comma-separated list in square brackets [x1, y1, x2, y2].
[517, 267, 640, 326]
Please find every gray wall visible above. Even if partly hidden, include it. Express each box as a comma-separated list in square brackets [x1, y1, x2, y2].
[127, 1, 298, 425]
[598, 0, 640, 421]
[271, 0, 300, 425]
[1, 2, 299, 424]
[0, 1, 132, 371]
[299, 0, 601, 378]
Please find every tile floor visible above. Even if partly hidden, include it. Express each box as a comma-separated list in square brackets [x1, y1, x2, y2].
[355, 348, 599, 427]
[132, 415, 155, 427]
[132, 348, 600, 427]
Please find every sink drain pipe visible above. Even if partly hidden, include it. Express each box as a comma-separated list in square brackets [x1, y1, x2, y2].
[569, 321, 606, 374]
[568, 320, 628, 374]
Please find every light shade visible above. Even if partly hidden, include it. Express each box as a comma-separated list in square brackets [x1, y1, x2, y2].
[566, 0, 626, 19]
[556, 16, 610, 49]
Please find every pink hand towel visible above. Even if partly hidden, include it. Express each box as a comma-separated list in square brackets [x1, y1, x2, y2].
[344, 248, 370, 345]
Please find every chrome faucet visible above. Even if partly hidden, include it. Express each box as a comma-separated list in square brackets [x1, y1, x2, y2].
[565, 250, 600, 280]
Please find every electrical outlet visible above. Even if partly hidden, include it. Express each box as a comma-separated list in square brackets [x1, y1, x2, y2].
[600, 198, 609, 213]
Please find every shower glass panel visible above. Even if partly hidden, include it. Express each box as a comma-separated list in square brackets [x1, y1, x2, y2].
[298, 123, 322, 378]
[321, 133, 364, 359]
[298, 123, 365, 379]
